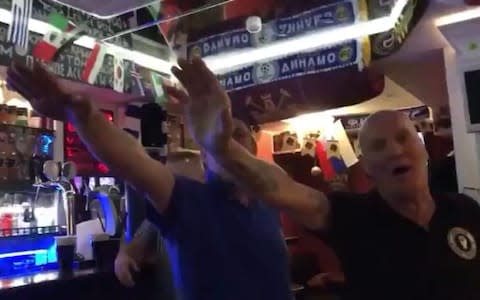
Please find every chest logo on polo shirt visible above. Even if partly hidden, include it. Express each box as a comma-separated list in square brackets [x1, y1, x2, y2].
[447, 227, 477, 260]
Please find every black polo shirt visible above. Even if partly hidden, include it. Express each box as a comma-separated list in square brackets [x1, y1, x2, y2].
[325, 191, 480, 300]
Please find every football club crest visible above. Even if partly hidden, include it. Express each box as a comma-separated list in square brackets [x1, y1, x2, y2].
[335, 4, 350, 22]
[189, 45, 202, 58]
[447, 227, 477, 260]
[253, 62, 278, 85]
[338, 45, 354, 62]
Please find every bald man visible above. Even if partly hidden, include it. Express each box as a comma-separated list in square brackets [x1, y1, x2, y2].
[167, 57, 480, 300]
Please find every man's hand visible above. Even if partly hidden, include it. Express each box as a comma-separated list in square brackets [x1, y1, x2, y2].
[167, 57, 233, 154]
[7, 61, 92, 123]
[8, 61, 175, 214]
[114, 251, 140, 287]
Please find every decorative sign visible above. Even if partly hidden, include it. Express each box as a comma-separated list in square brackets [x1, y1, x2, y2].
[339, 105, 431, 131]
[64, 110, 114, 176]
[218, 40, 359, 91]
[0, 0, 133, 48]
[187, 0, 357, 58]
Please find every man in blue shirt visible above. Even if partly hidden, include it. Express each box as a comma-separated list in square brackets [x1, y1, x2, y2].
[7, 62, 292, 300]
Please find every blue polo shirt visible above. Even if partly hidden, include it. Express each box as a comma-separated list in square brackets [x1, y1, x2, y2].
[146, 175, 292, 300]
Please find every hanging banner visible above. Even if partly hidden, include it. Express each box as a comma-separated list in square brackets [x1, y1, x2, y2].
[0, 0, 133, 48]
[339, 105, 431, 131]
[368, 0, 429, 59]
[218, 39, 359, 92]
[0, 23, 162, 95]
[187, 0, 357, 58]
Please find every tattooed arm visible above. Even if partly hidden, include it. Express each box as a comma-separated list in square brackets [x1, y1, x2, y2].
[216, 139, 330, 230]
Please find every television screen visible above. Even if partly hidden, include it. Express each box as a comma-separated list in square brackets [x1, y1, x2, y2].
[464, 70, 480, 125]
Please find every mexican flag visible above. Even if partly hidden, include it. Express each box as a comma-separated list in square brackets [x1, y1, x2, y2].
[81, 43, 106, 84]
[32, 12, 84, 62]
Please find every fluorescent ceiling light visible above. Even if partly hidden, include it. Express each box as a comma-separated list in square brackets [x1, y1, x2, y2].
[204, 0, 408, 73]
[0, 8, 172, 75]
[435, 6, 480, 26]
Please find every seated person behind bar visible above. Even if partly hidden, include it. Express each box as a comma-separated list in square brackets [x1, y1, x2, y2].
[6, 62, 291, 300]
[165, 57, 480, 300]
[115, 151, 204, 289]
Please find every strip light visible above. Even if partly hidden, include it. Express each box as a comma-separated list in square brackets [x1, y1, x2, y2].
[0, 249, 47, 259]
[204, 0, 409, 73]
[0, 8, 172, 74]
[435, 6, 480, 26]
[0, 0, 407, 76]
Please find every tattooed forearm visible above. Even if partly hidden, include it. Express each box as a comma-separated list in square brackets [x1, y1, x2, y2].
[225, 158, 280, 195]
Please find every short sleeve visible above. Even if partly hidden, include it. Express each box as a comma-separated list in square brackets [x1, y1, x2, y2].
[145, 176, 208, 239]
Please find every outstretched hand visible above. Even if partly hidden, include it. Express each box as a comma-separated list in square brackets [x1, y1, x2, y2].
[166, 57, 233, 154]
[6, 61, 92, 122]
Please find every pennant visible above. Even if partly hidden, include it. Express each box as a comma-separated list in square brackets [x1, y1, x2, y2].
[301, 132, 320, 157]
[315, 140, 335, 181]
[113, 55, 125, 93]
[301, 136, 316, 157]
[280, 131, 299, 153]
[326, 139, 347, 174]
[130, 66, 145, 96]
[151, 73, 166, 104]
[7, 0, 32, 55]
[332, 120, 359, 167]
[32, 12, 84, 62]
[81, 43, 106, 84]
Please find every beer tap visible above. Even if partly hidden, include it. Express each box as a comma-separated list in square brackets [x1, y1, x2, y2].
[34, 161, 78, 235]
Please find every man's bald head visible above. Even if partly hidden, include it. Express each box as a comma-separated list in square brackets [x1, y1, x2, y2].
[359, 110, 417, 153]
[357, 110, 429, 196]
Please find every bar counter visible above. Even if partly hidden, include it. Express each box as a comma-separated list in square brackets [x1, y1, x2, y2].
[0, 266, 159, 300]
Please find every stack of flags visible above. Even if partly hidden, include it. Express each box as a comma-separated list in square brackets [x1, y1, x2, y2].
[24, 11, 170, 98]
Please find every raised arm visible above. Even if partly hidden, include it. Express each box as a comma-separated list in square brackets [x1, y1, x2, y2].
[7, 62, 174, 214]
[168, 57, 330, 230]
[219, 139, 329, 229]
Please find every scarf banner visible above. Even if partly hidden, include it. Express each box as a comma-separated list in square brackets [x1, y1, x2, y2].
[339, 105, 431, 131]
[187, 0, 357, 58]
[218, 39, 359, 92]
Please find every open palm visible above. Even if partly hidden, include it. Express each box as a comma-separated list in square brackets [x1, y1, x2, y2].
[167, 58, 233, 154]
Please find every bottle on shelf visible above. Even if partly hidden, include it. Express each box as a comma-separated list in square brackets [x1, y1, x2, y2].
[6, 106, 17, 125]
[15, 108, 28, 126]
[0, 104, 8, 124]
